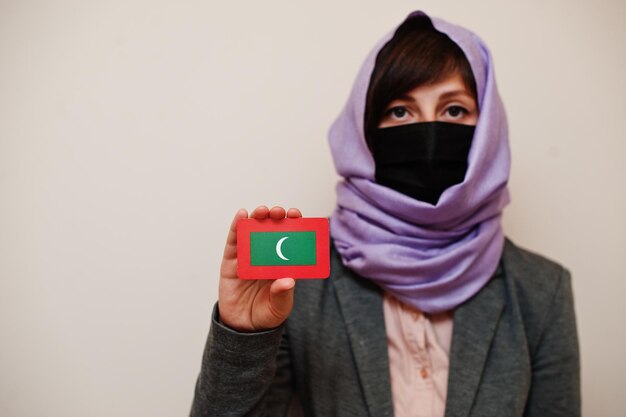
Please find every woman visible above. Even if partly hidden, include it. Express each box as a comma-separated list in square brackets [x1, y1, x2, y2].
[190, 11, 580, 417]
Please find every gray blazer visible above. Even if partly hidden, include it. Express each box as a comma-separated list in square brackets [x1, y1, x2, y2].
[190, 239, 580, 417]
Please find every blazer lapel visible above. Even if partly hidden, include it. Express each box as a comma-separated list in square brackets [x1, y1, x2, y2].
[332, 253, 394, 417]
[444, 270, 505, 417]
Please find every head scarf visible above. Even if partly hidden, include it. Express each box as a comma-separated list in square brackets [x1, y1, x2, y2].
[329, 11, 511, 314]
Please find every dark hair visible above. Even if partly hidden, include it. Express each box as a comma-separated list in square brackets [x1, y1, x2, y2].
[364, 16, 478, 148]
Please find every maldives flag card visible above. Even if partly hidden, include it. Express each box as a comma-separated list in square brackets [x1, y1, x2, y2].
[237, 217, 330, 280]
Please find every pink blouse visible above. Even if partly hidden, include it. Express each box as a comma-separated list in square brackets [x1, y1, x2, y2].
[383, 292, 454, 417]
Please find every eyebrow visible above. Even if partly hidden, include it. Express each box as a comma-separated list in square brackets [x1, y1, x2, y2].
[393, 89, 474, 103]
[438, 89, 474, 100]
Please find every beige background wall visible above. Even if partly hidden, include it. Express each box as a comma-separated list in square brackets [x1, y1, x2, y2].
[1, 0, 624, 416]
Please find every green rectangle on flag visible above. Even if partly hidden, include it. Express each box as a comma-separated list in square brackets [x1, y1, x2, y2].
[250, 231, 316, 266]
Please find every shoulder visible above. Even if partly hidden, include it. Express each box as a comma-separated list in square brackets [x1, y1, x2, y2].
[500, 237, 574, 352]
[501, 237, 571, 303]
[502, 237, 568, 278]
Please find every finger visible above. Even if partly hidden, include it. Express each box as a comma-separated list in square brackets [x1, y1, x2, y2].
[268, 278, 296, 319]
[251, 205, 270, 219]
[286, 208, 302, 218]
[269, 206, 286, 220]
[223, 208, 248, 260]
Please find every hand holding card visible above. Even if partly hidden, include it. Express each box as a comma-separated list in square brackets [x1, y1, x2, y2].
[218, 206, 325, 333]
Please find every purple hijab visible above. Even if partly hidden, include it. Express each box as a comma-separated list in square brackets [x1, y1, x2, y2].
[328, 11, 511, 314]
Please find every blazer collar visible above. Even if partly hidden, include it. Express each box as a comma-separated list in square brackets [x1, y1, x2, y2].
[331, 250, 394, 417]
[444, 265, 505, 417]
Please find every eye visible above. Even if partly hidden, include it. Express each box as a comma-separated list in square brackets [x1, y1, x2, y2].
[445, 105, 468, 118]
[387, 106, 408, 119]
[391, 107, 407, 118]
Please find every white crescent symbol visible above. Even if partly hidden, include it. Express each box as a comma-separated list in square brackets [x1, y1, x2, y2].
[276, 237, 289, 261]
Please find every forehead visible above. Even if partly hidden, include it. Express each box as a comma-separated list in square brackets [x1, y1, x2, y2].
[399, 72, 475, 101]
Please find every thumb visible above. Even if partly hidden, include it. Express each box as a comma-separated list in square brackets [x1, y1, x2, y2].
[268, 278, 296, 321]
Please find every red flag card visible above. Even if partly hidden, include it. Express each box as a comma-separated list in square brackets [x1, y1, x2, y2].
[237, 217, 330, 279]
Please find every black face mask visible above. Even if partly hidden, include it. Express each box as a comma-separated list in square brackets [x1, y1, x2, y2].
[372, 121, 475, 205]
